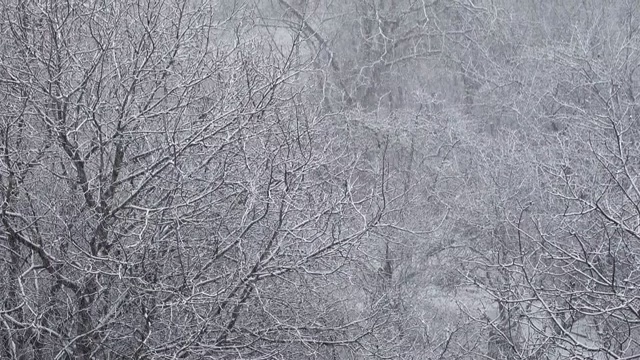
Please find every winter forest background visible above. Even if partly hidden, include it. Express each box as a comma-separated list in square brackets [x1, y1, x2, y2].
[1, 0, 640, 359]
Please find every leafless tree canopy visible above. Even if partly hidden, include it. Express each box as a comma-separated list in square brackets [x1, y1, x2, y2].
[2, 0, 640, 359]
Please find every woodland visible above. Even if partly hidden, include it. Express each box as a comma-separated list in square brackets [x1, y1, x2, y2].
[1, 0, 640, 359]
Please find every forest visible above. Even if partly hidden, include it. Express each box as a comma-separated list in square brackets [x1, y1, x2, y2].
[1, 0, 639, 359]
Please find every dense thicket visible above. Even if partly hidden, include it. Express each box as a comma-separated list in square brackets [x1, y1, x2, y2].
[1, 0, 640, 359]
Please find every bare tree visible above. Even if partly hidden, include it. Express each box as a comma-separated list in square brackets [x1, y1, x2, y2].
[458, 2, 640, 358]
[0, 0, 398, 358]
